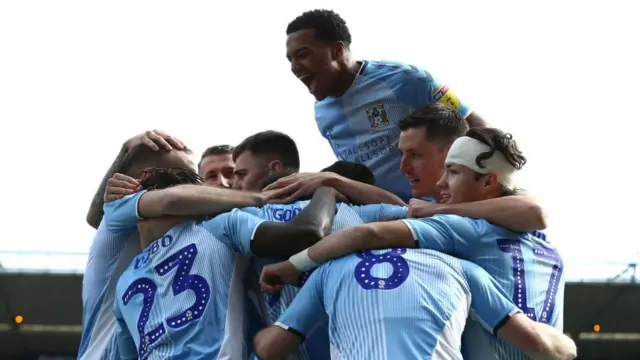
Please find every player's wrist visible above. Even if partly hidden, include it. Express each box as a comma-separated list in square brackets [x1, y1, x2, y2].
[289, 249, 318, 272]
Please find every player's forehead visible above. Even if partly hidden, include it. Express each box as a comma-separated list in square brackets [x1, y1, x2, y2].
[398, 127, 429, 150]
[445, 163, 472, 173]
[200, 153, 234, 172]
[286, 29, 320, 54]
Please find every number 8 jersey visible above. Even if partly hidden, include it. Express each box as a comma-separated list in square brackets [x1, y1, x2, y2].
[402, 214, 565, 360]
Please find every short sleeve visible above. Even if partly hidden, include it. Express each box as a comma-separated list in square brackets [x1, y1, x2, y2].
[201, 209, 266, 255]
[102, 191, 147, 235]
[462, 260, 521, 335]
[401, 214, 478, 254]
[275, 266, 327, 339]
[352, 204, 409, 223]
[114, 301, 138, 360]
[396, 65, 472, 119]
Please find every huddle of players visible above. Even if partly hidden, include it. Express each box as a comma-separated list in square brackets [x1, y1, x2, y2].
[77, 8, 577, 360]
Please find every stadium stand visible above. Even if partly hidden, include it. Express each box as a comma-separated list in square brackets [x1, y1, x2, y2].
[0, 256, 638, 359]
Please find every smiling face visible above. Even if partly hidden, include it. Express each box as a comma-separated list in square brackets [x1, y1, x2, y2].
[437, 163, 503, 204]
[398, 126, 448, 198]
[286, 29, 342, 101]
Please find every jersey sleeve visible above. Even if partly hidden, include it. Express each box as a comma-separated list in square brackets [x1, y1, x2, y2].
[114, 301, 138, 360]
[401, 214, 478, 254]
[274, 266, 327, 339]
[102, 190, 147, 235]
[201, 209, 266, 255]
[352, 204, 409, 223]
[398, 65, 472, 119]
[461, 259, 521, 335]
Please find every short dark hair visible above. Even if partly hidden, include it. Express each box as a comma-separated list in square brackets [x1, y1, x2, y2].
[139, 167, 203, 191]
[286, 9, 352, 47]
[233, 131, 300, 171]
[466, 127, 527, 171]
[398, 104, 469, 149]
[260, 169, 298, 190]
[321, 161, 375, 185]
[126, 147, 194, 176]
[198, 144, 233, 170]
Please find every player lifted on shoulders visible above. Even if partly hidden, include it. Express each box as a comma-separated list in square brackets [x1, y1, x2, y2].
[261, 127, 566, 359]
[285, 9, 486, 201]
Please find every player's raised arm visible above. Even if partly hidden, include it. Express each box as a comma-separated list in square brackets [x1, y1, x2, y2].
[135, 183, 268, 219]
[202, 187, 337, 258]
[250, 187, 337, 257]
[409, 191, 547, 232]
[254, 267, 327, 360]
[260, 214, 475, 287]
[263, 171, 406, 206]
[86, 130, 186, 229]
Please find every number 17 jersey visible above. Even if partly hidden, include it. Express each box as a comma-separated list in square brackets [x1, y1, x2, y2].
[402, 215, 565, 360]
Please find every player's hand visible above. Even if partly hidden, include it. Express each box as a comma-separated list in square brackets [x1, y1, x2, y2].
[407, 198, 444, 218]
[262, 172, 331, 203]
[124, 130, 186, 152]
[104, 173, 141, 202]
[260, 261, 301, 293]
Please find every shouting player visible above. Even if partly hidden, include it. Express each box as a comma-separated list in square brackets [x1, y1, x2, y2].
[108, 167, 338, 359]
[261, 127, 565, 359]
[285, 9, 485, 202]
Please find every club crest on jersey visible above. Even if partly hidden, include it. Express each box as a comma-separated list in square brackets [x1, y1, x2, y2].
[432, 85, 461, 111]
[365, 104, 390, 130]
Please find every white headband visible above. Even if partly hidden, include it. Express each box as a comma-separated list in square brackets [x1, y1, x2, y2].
[445, 136, 517, 189]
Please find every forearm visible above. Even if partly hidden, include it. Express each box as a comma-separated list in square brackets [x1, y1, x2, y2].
[435, 194, 547, 232]
[289, 187, 337, 237]
[306, 225, 373, 264]
[254, 326, 300, 360]
[86, 144, 133, 229]
[529, 323, 577, 360]
[325, 174, 406, 206]
[251, 187, 336, 257]
[159, 185, 266, 217]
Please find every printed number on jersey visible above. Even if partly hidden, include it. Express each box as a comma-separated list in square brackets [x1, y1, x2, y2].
[497, 237, 562, 323]
[122, 238, 211, 359]
[355, 249, 410, 290]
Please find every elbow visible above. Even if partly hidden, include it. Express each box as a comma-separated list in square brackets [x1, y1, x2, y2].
[534, 332, 577, 360]
[253, 334, 281, 360]
[529, 203, 548, 230]
[86, 210, 102, 230]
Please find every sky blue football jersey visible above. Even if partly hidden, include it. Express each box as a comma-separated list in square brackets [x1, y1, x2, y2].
[77, 194, 144, 360]
[275, 249, 519, 360]
[236, 201, 408, 360]
[315, 60, 472, 201]
[110, 191, 253, 360]
[402, 215, 565, 359]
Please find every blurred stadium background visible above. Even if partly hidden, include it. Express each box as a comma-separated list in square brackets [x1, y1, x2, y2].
[0, 252, 638, 360]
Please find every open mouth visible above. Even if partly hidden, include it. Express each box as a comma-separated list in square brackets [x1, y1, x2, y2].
[409, 178, 420, 187]
[298, 74, 315, 90]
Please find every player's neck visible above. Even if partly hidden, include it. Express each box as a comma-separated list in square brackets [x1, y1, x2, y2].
[137, 217, 187, 249]
[331, 57, 361, 97]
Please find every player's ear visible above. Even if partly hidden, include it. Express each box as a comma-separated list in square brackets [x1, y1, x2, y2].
[331, 42, 346, 61]
[484, 173, 500, 191]
[269, 160, 283, 172]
